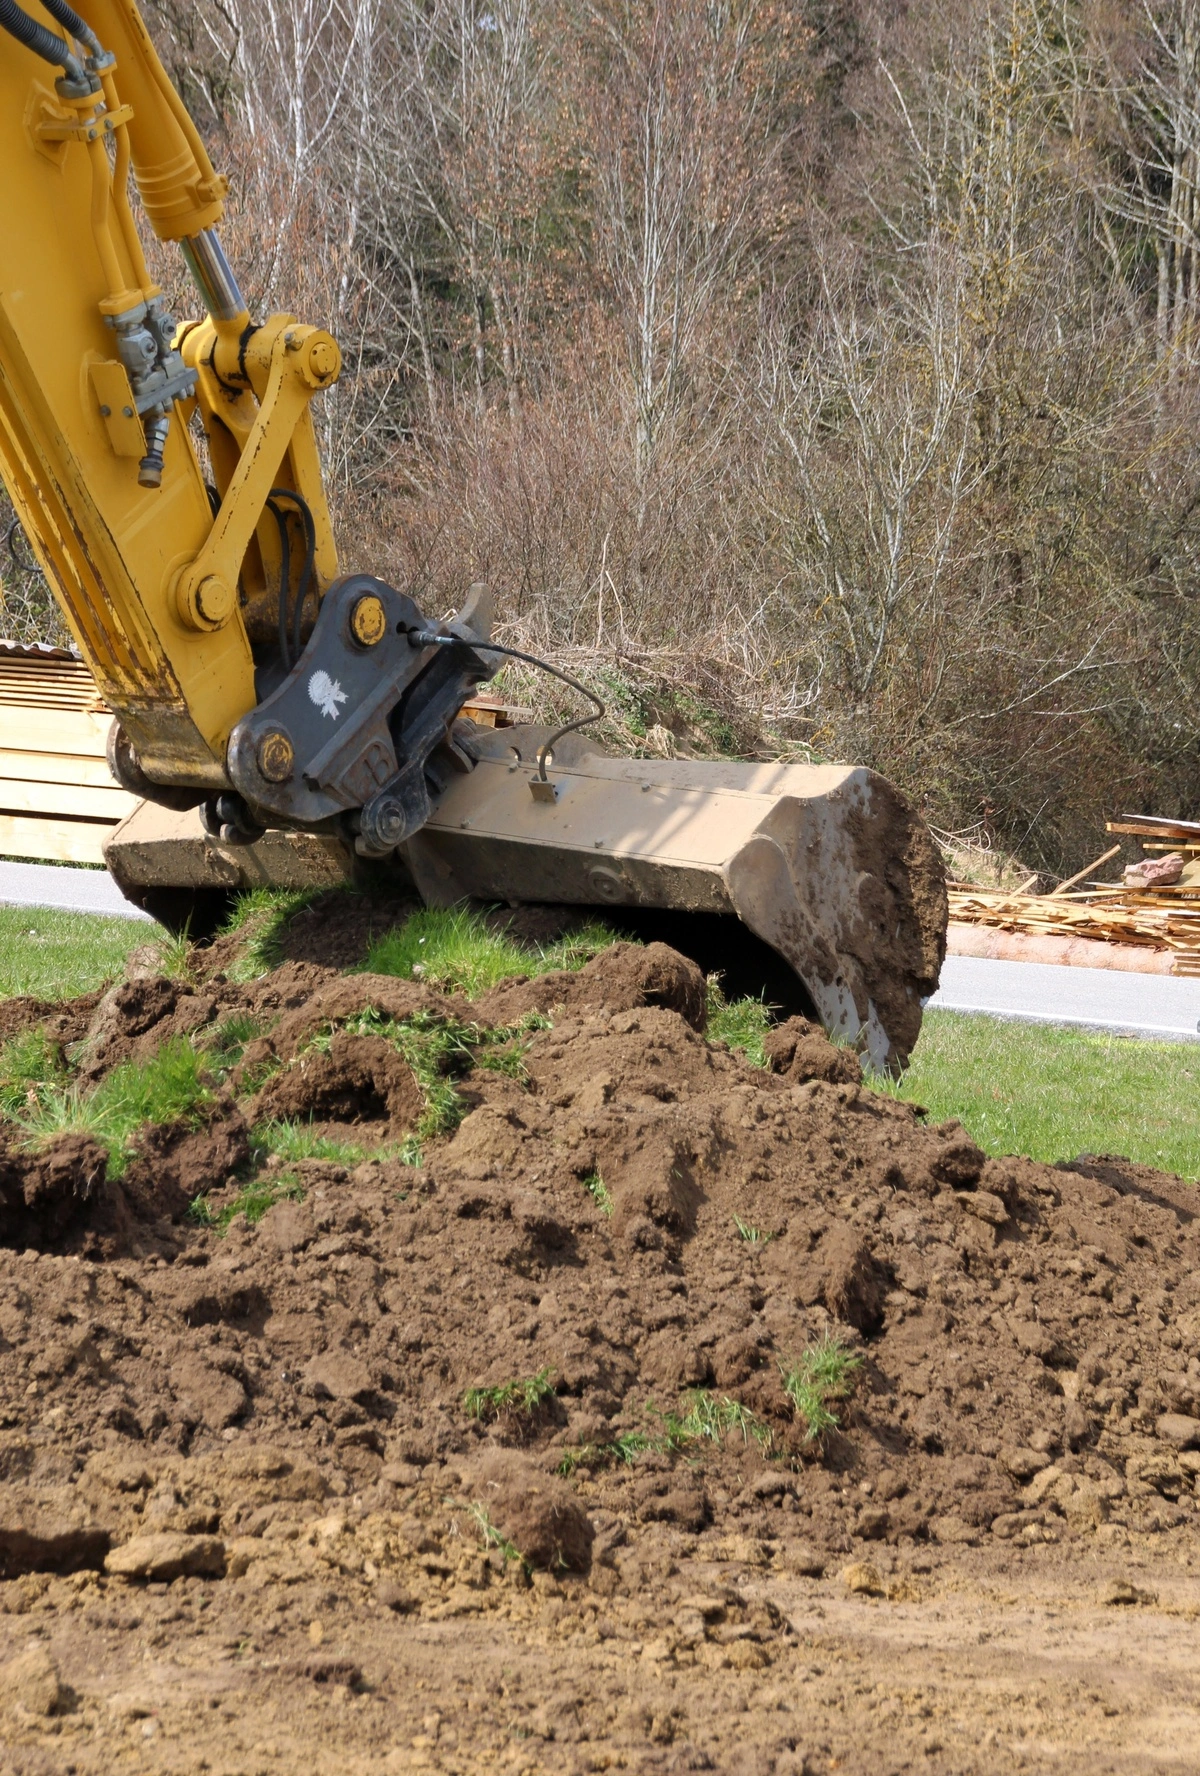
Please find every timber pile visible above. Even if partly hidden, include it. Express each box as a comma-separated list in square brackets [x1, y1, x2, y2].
[949, 815, 1200, 977]
[0, 642, 135, 864]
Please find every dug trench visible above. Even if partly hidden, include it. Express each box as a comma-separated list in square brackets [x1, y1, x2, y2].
[0, 903, 1198, 1773]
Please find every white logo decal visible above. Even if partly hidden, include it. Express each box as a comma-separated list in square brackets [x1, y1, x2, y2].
[308, 669, 347, 720]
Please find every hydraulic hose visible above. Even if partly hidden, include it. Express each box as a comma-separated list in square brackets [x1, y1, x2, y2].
[38, 0, 104, 59]
[0, 0, 88, 86]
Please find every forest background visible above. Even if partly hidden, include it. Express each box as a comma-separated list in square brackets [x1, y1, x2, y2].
[5, 0, 1200, 876]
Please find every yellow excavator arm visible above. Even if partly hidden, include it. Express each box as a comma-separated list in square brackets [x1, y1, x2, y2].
[0, 0, 946, 1068]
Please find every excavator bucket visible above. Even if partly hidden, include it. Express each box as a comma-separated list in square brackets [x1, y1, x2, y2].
[104, 724, 946, 1071]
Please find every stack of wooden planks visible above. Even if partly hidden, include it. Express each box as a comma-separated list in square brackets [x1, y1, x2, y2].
[0, 643, 136, 864]
[948, 814, 1200, 977]
[0, 643, 532, 869]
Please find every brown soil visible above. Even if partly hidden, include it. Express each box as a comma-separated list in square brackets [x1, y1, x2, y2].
[0, 931, 1198, 1773]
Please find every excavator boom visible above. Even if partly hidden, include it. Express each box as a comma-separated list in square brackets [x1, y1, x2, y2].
[0, 0, 946, 1067]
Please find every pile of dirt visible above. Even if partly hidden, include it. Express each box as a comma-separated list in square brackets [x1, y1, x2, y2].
[1, 930, 1199, 1773]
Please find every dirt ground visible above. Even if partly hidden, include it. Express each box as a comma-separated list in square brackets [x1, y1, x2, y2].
[1, 900, 1198, 1774]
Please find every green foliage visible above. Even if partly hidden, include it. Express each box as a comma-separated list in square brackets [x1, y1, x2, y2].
[467, 1502, 523, 1568]
[146, 928, 194, 983]
[664, 1389, 772, 1451]
[555, 1430, 653, 1476]
[706, 983, 771, 1069]
[249, 1120, 371, 1168]
[582, 1171, 613, 1216]
[780, 1335, 862, 1444]
[361, 904, 618, 996]
[872, 1010, 1200, 1181]
[191, 1172, 304, 1233]
[0, 1028, 68, 1119]
[20, 1037, 213, 1179]
[733, 1214, 774, 1248]
[219, 886, 321, 980]
[201, 1011, 262, 1074]
[462, 1366, 556, 1422]
[0, 906, 148, 1000]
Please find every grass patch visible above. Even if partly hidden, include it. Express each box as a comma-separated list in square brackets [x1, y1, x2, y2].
[663, 1388, 772, 1451]
[361, 905, 618, 995]
[20, 1037, 213, 1179]
[582, 1171, 613, 1216]
[733, 1214, 774, 1248]
[218, 886, 321, 980]
[706, 982, 771, 1068]
[0, 1028, 69, 1119]
[462, 1366, 556, 1423]
[191, 1172, 303, 1233]
[467, 1503, 525, 1568]
[0, 905, 150, 1000]
[781, 1335, 862, 1444]
[201, 1011, 262, 1074]
[555, 1430, 653, 1477]
[249, 1120, 372, 1168]
[878, 1010, 1200, 1181]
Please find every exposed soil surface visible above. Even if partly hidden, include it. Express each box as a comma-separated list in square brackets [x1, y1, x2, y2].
[0, 916, 1198, 1773]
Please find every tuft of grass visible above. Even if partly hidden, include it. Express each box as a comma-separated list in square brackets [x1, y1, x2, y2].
[555, 1430, 653, 1476]
[462, 1366, 556, 1423]
[872, 1009, 1200, 1181]
[20, 1037, 213, 1179]
[706, 981, 771, 1068]
[0, 905, 151, 1000]
[191, 1172, 304, 1233]
[249, 1120, 372, 1168]
[361, 905, 619, 997]
[467, 1502, 524, 1567]
[582, 1171, 613, 1216]
[201, 1011, 262, 1074]
[0, 1028, 68, 1119]
[146, 927, 195, 983]
[219, 886, 321, 980]
[663, 1389, 772, 1451]
[733, 1214, 774, 1248]
[781, 1334, 862, 1444]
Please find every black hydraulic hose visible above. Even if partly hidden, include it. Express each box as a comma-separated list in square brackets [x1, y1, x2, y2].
[266, 487, 317, 661]
[408, 632, 606, 781]
[264, 498, 292, 673]
[39, 0, 104, 59]
[0, 0, 88, 85]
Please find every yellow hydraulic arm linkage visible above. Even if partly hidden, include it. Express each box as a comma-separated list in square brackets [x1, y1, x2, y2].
[0, 0, 946, 1068]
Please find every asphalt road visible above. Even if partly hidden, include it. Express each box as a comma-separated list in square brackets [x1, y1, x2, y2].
[0, 859, 153, 921]
[928, 953, 1200, 1041]
[2, 860, 1199, 1038]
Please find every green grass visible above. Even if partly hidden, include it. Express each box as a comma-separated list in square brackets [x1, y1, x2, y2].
[0, 905, 150, 999]
[191, 1172, 304, 1232]
[467, 1502, 524, 1567]
[706, 983, 771, 1068]
[249, 1119, 374, 1168]
[462, 1367, 556, 1422]
[780, 1335, 862, 1444]
[0, 1027, 68, 1119]
[218, 886, 321, 980]
[360, 905, 618, 996]
[582, 1171, 613, 1216]
[20, 1037, 213, 1178]
[733, 1214, 774, 1248]
[881, 1010, 1200, 1181]
[663, 1388, 772, 1451]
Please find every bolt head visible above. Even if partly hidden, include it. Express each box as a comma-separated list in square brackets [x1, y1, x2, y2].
[257, 728, 295, 783]
[307, 337, 340, 383]
[349, 593, 387, 648]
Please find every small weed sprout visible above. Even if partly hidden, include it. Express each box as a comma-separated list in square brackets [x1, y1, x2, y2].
[781, 1334, 862, 1443]
[733, 1214, 774, 1248]
[468, 1502, 524, 1567]
[462, 1367, 556, 1423]
[555, 1430, 652, 1477]
[582, 1172, 613, 1216]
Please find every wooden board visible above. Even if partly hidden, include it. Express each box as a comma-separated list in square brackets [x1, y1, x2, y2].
[0, 813, 111, 865]
[0, 776, 137, 820]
